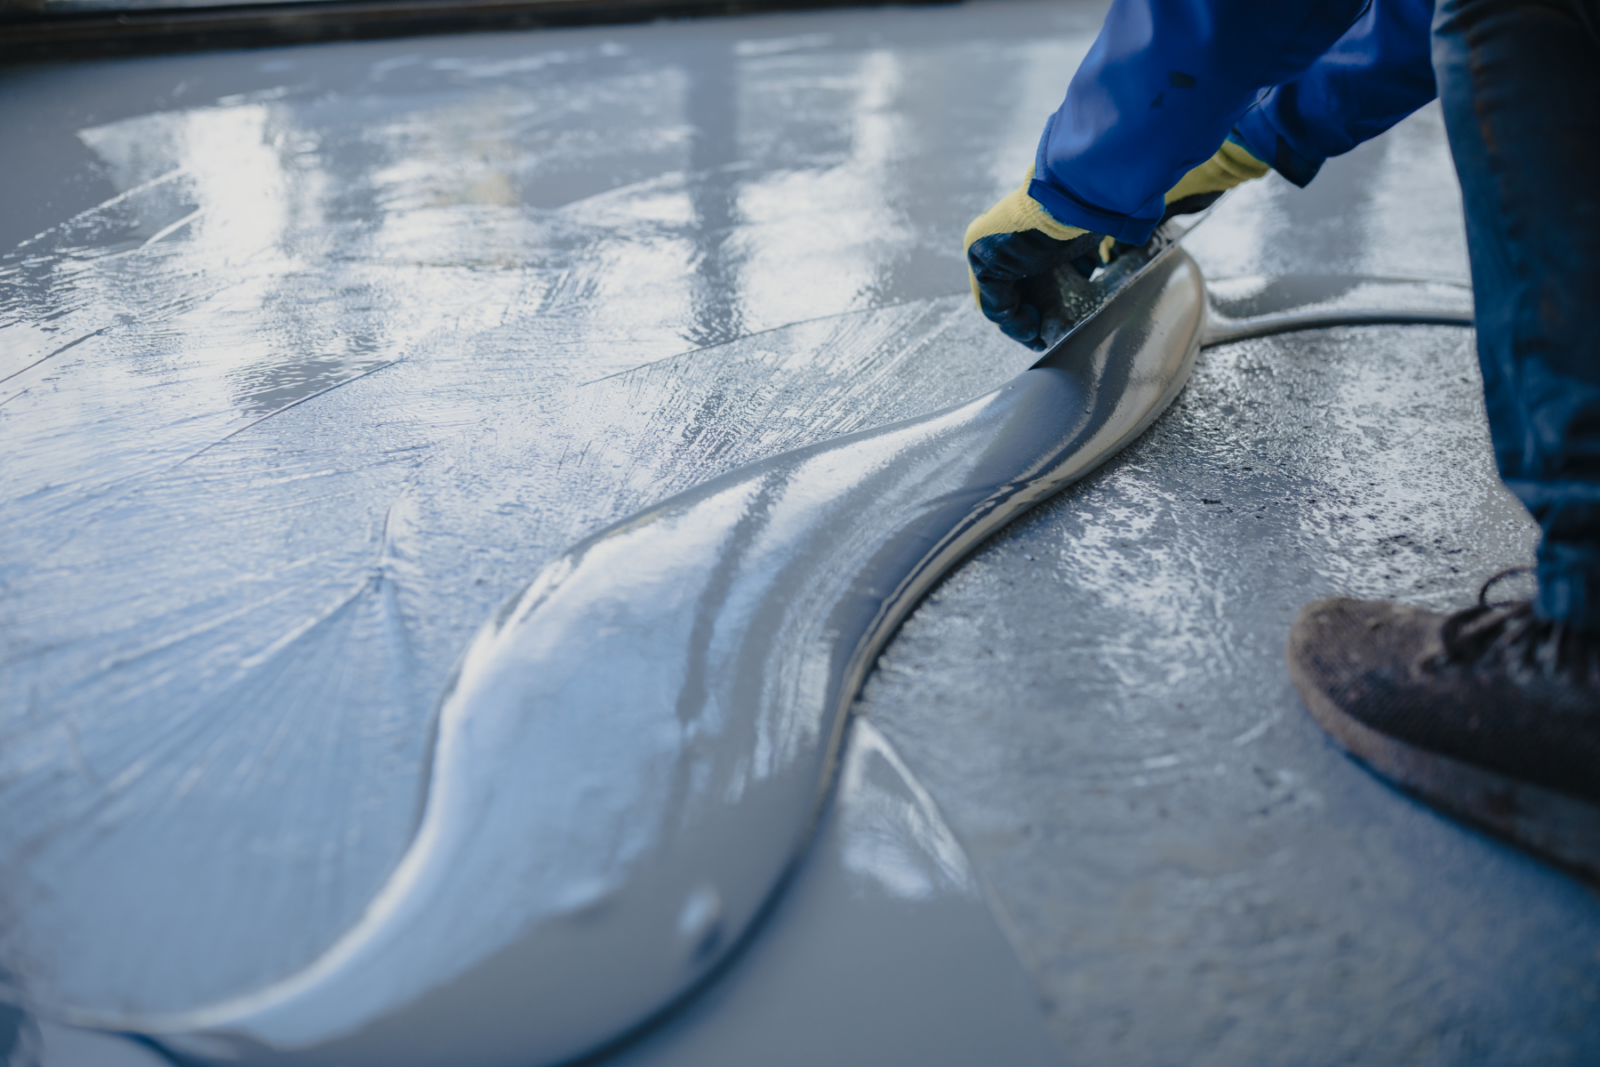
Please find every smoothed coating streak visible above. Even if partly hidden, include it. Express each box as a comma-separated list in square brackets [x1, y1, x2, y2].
[145, 238, 1207, 1066]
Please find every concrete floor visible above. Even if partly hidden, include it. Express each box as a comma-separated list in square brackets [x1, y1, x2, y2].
[856, 91, 1600, 1066]
[860, 89, 1600, 1066]
[1, 0, 1597, 1062]
[863, 322, 1600, 1063]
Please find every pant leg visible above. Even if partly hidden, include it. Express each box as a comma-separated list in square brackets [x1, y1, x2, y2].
[1433, 0, 1600, 631]
[1234, 0, 1439, 187]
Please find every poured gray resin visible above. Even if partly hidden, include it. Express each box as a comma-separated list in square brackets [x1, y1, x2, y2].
[0, 720, 1066, 1067]
[603, 718, 1064, 1067]
[148, 219, 1203, 1067]
[1, 7, 1077, 1021]
[3, 0, 1599, 1064]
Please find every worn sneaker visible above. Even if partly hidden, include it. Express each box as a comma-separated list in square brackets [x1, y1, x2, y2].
[1287, 585, 1600, 882]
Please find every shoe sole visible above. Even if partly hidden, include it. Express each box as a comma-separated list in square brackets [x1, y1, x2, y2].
[1289, 654, 1600, 886]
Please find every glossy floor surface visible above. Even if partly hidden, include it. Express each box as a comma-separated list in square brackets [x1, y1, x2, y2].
[1, 3, 1056, 1021]
[2, 0, 1598, 1063]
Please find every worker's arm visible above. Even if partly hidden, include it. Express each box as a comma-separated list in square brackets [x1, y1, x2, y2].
[967, 0, 1372, 349]
[1234, 0, 1438, 187]
[1031, 0, 1372, 243]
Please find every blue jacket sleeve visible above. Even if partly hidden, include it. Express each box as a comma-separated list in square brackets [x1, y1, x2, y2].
[1031, 0, 1372, 244]
[1234, 0, 1436, 187]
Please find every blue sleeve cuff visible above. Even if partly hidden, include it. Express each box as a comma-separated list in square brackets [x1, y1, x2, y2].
[1233, 104, 1325, 187]
[1026, 175, 1164, 246]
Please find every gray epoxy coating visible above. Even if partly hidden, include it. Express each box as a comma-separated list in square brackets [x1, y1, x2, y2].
[2, 0, 1598, 1062]
[1, 5, 1061, 1019]
[145, 219, 1201, 1064]
[0, 720, 1068, 1067]
[605, 718, 1064, 1067]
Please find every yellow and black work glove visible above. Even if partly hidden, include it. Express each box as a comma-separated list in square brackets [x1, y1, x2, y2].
[1162, 137, 1270, 218]
[1097, 138, 1272, 262]
[966, 141, 1269, 350]
[964, 167, 1101, 352]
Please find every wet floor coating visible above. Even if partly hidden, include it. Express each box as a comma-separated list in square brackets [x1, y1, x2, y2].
[140, 216, 1202, 1064]
[599, 717, 1066, 1067]
[0, 717, 1065, 1067]
[1, 3, 1077, 1020]
[1, 0, 1597, 1062]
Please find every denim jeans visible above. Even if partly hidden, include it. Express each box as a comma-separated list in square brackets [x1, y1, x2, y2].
[1434, 0, 1600, 630]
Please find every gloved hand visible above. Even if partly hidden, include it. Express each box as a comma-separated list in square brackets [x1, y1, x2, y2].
[1161, 137, 1270, 219]
[966, 140, 1269, 350]
[964, 167, 1102, 351]
[1093, 137, 1271, 264]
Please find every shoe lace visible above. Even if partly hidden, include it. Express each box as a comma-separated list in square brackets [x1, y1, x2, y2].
[1436, 570, 1600, 683]
[1478, 565, 1533, 609]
